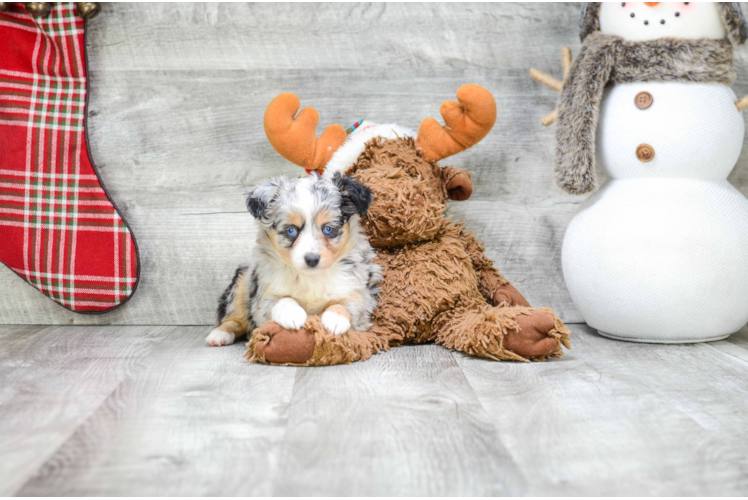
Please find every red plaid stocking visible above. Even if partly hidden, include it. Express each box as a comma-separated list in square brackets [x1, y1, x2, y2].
[0, 3, 139, 313]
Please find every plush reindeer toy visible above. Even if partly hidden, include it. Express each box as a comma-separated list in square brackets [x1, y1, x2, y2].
[245, 85, 571, 366]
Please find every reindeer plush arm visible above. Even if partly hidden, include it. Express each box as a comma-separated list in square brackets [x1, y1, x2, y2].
[450, 227, 529, 307]
[453, 226, 506, 298]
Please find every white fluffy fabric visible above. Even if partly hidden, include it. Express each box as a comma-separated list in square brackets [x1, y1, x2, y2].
[323, 121, 416, 178]
[563, 179, 748, 342]
[597, 82, 744, 181]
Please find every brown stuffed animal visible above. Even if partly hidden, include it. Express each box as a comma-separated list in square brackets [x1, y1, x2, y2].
[245, 85, 571, 365]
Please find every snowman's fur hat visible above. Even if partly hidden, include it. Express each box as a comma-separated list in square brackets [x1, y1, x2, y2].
[580, 2, 747, 45]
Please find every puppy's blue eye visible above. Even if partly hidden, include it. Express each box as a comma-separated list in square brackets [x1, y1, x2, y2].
[286, 227, 298, 238]
[322, 225, 334, 236]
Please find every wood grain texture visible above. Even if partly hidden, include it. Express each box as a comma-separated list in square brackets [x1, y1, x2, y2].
[456, 323, 748, 496]
[1, 2, 747, 325]
[4, 324, 748, 495]
[273, 345, 527, 496]
[17, 330, 296, 496]
[0, 325, 171, 496]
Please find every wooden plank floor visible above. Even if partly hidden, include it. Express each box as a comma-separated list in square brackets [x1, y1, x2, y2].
[2, 324, 748, 496]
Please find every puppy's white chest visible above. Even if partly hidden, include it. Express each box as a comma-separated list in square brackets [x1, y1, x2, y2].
[267, 267, 360, 315]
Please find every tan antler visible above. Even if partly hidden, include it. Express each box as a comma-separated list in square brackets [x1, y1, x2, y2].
[416, 84, 497, 163]
[264, 93, 347, 173]
[529, 47, 572, 126]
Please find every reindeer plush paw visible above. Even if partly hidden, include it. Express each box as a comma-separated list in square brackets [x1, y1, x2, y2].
[504, 309, 571, 361]
[245, 322, 315, 365]
[245, 316, 389, 366]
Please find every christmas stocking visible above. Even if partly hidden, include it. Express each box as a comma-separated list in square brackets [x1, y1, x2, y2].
[0, 3, 139, 313]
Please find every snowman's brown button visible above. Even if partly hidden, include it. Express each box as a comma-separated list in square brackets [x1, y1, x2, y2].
[636, 144, 655, 162]
[635, 91, 653, 109]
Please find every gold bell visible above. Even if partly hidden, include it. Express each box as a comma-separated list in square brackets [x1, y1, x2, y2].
[76, 2, 100, 20]
[25, 2, 51, 17]
[0, 3, 10, 13]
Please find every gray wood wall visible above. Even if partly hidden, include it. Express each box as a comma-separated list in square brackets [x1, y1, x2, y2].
[2, 2, 748, 325]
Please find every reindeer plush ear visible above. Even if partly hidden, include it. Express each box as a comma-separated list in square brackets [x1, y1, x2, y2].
[442, 166, 473, 201]
[264, 93, 347, 173]
[415, 84, 497, 163]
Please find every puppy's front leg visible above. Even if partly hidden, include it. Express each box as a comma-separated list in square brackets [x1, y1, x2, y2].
[271, 297, 308, 330]
[321, 304, 352, 336]
[206, 319, 245, 347]
[207, 265, 251, 347]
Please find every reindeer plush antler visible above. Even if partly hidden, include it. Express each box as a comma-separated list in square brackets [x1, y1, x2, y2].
[264, 93, 347, 173]
[416, 84, 497, 163]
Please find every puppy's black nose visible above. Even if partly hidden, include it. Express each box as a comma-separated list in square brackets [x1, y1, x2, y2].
[304, 253, 320, 268]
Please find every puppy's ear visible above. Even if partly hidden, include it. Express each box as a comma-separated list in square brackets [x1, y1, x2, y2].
[245, 177, 284, 220]
[333, 172, 373, 218]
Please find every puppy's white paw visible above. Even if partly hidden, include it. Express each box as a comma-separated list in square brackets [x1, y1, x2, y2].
[321, 310, 351, 336]
[206, 329, 236, 346]
[272, 298, 308, 330]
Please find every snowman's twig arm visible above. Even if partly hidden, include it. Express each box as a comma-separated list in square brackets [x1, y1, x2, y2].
[541, 110, 558, 127]
[530, 47, 572, 126]
[561, 47, 572, 78]
[529, 68, 562, 92]
[736, 95, 748, 111]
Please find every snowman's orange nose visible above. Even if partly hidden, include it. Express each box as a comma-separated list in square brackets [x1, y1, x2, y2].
[644, 2, 660, 6]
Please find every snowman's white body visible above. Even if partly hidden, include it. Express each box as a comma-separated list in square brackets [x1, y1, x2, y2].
[562, 4, 748, 342]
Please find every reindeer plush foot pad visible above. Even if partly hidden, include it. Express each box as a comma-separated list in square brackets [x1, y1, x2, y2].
[505, 309, 571, 361]
[245, 322, 315, 365]
[436, 306, 571, 362]
[245, 316, 388, 366]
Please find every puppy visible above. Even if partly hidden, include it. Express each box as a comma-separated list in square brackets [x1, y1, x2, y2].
[206, 172, 382, 346]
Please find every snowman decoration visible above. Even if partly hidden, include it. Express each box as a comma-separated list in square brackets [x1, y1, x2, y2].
[531, 2, 748, 343]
